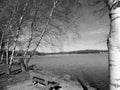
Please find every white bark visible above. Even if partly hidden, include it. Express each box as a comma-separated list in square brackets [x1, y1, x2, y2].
[0, 31, 4, 50]
[25, 0, 59, 67]
[108, 0, 120, 90]
[21, 0, 40, 64]
[6, 39, 9, 65]
[10, 0, 29, 67]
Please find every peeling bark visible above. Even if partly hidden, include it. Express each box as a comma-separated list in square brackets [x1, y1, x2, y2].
[108, 0, 120, 90]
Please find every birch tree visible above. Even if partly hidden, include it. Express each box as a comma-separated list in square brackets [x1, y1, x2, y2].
[107, 0, 120, 89]
[9, 0, 30, 71]
[20, 0, 81, 71]
[89, 0, 120, 89]
[0, 0, 34, 72]
[22, 0, 59, 71]
[0, 0, 82, 72]
[0, 0, 16, 64]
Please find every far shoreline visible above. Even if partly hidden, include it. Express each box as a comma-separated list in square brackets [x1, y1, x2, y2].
[35, 50, 108, 56]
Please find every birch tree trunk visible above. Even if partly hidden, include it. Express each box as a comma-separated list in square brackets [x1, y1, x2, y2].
[0, 31, 4, 62]
[24, 0, 59, 70]
[20, 0, 40, 71]
[108, 0, 120, 90]
[9, 0, 29, 72]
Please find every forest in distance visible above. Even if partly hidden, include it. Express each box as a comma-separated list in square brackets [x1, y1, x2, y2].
[16, 50, 108, 56]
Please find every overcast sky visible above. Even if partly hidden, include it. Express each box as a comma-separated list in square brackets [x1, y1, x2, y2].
[18, 0, 110, 52]
[40, 1, 110, 52]
[62, 5, 109, 52]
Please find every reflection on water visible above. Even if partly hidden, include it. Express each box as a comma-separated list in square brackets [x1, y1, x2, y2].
[30, 53, 109, 90]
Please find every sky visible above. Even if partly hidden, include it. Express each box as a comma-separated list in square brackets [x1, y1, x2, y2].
[39, 1, 110, 52]
[18, 0, 110, 53]
[62, 8, 110, 52]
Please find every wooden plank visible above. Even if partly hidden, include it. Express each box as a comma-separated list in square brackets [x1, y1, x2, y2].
[32, 77, 46, 86]
[29, 71, 53, 81]
[29, 70, 61, 89]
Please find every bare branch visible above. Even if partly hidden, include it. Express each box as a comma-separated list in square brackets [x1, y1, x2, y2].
[26, 0, 59, 65]
[10, 0, 30, 66]
[88, 0, 109, 18]
[21, 0, 43, 61]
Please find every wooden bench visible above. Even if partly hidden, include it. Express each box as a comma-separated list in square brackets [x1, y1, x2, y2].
[29, 70, 61, 90]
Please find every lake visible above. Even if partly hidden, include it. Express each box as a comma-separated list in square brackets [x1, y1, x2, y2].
[29, 53, 109, 90]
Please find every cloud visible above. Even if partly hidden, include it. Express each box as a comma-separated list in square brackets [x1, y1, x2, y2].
[84, 28, 107, 35]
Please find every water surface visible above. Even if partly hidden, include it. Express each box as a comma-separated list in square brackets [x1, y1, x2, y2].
[29, 53, 109, 90]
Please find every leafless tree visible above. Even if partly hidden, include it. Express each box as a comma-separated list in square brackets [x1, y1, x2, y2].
[0, 0, 82, 73]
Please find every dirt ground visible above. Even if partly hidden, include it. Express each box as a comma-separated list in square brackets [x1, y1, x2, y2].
[5, 70, 96, 90]
[6, 78, 96, 90]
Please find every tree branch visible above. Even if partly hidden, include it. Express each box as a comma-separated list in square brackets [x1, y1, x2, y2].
[26, 0, 59, 65]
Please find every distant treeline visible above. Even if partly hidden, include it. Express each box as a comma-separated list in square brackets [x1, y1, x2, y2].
[15, 50, 108, 56]
[43, 50, 108, 55]
[15, 50, 44, 56]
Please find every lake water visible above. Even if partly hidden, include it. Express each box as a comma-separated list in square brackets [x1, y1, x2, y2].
[29, 53, 109, 90]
